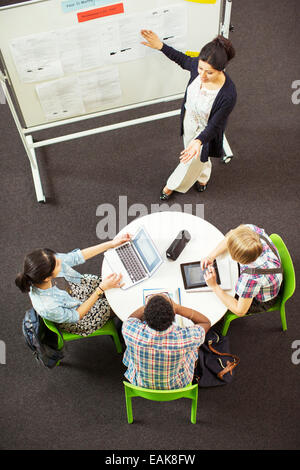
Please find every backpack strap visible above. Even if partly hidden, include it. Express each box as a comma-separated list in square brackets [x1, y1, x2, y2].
[242, 233, 283, 275]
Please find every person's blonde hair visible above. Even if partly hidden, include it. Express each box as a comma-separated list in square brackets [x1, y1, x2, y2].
[226, 225, 263, 264]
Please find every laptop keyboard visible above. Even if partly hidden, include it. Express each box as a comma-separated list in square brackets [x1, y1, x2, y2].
[116, 244, 147, 283]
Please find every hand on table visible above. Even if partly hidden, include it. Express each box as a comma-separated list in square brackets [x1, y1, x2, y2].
[101, 273, 124, 290]
[111, 233, 131, 248]
[179, 139, 202, 164]
[141, 30, 163, 50]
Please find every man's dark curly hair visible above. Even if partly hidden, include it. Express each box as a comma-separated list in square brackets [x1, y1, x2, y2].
[144, 295, 175, 331]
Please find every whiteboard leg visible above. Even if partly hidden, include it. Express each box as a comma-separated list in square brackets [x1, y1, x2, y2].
[0, 77, 46, 202]
[25, 135, 46, 203]
[221, 0, 233, 38]
[222, 134, 233, 164]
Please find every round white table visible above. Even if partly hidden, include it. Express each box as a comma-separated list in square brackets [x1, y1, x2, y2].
[102, 211, 238, 326]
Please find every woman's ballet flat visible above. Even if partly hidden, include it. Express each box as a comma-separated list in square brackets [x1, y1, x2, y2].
[160, 189, 172, 200]
[194, 182, 208, 192]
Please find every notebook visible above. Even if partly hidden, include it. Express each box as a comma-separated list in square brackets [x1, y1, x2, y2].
[143, 287, 181, 305]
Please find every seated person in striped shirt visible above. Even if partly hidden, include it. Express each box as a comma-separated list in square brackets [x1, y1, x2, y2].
[15, 235, 129, 336]
[202, 224, 283, 316]
[122, 294, 211, 390]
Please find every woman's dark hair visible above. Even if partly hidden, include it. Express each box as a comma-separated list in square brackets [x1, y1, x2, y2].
[144, 295, 175, 332]
[199, 35, 235, 71]
[15, 248, 56, 293]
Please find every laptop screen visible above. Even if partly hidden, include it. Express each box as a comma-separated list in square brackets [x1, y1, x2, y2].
[132, 228, 161, 274]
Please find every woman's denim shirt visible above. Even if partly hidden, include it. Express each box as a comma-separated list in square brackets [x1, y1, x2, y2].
[29, 249, 85, 324]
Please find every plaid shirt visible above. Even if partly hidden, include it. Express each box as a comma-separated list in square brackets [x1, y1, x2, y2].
[235, 225, 283, 302]
[122, 318, 205, 390]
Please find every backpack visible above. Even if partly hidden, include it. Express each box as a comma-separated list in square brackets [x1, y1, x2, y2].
[193, 329, 240, 387]
[22, 308, 64, 368]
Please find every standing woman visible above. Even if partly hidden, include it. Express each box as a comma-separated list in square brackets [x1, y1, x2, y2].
[141, 30, 237, 199]
[15, 235, 129, 336]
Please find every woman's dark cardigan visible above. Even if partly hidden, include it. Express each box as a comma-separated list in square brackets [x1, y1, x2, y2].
[161, 43, 237, 163]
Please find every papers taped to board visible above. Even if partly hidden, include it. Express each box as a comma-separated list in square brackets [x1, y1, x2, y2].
[36, 66, 121, 121]
[9, 3, 188, 121]
[10, 3, 188, 82]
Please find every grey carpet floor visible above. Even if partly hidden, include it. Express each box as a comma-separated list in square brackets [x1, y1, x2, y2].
[0, 0, 299, 450]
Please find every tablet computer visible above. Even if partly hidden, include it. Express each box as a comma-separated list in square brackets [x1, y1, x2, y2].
[180, 260, 221, 291]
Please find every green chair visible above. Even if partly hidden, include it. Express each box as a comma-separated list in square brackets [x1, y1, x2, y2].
[221, 234, 296, 336]
[123, 381, 198, 424]
[43, 317, 123, 365]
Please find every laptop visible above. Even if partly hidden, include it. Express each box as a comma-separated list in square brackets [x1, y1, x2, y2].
[180, 258, 232, 292]
[104, 227, 163, 290]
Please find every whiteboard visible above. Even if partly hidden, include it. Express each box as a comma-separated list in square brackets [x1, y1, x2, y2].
[0, 0, 223, 129]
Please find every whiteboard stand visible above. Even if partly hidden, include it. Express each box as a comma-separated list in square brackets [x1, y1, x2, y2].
[0, 0, 234, 202]
[0, 68, 45, 202]
[1, 61, 183, 202]
[222, 135, 233, 164]
[25, 135, 45, 203]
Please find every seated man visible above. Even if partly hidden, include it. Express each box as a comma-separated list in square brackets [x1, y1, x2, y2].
[122, 294, 211, 390]
[202, 224, 283, 316]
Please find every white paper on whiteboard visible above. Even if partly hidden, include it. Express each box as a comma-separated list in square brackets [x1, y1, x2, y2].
[117, 14, 146, 62]
[36, 76, 85, 121]
[141, 3, 188, 55]
[57, 24, 105, 74]
[10, 31, 64, 83]
[142, 9, 164, 37]
[100, 14, 146, 64]
[161, 4, 188, 40]
[100, 20, 121, 61]
[78, 67, 122, 113]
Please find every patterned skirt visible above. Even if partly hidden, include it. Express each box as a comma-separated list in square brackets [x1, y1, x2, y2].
[60, 274, 111, 337]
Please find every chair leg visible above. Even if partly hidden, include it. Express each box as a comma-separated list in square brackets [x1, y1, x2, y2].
[125, 389, 133, 424]
[190, 392, 198, 424]
[111, 330, 123, 354]
[56, 336, 64, 366]
[280, 304, 287, 331]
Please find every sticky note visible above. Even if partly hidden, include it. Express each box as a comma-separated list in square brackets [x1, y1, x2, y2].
[185, 0, 217, 4]
[77, 2, 124, 22]
[185, 51, 200, 57]
[62, 0, 95, 14]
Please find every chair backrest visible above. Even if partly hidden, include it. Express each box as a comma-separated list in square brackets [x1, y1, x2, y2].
[43, 318, 64, 349]
[270, 234, 296, 301]
[123, 381, 198, 402]
[123, 381, 198, 423]
[43, 318, 59, 334]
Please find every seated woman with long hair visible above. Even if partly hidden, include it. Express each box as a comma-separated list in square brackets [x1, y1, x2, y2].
[15, 235, 129, 336]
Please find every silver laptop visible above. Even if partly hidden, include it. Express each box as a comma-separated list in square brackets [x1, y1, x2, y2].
[180, 257, 232, 292]
[104, 227, 163, 290]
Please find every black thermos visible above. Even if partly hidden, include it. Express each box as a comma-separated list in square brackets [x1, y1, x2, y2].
[166, 230, 191, 261]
